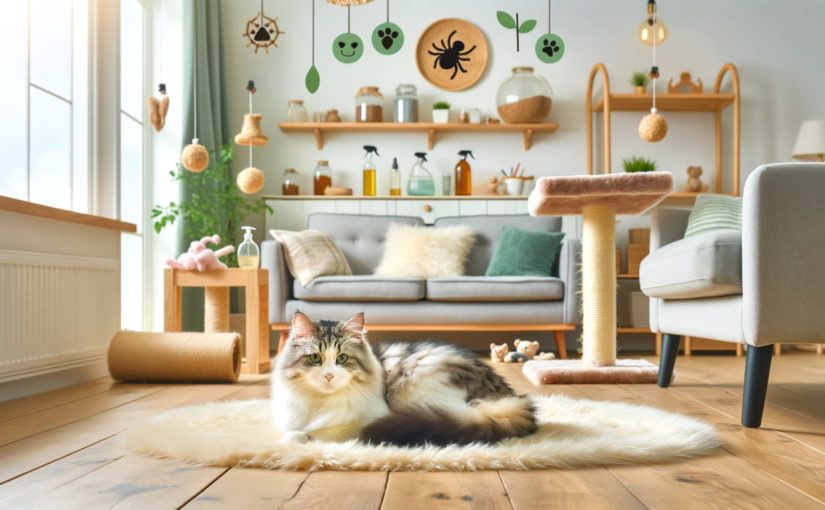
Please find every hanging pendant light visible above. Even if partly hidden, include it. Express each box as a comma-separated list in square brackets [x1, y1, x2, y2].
[638, 0, 667, 46]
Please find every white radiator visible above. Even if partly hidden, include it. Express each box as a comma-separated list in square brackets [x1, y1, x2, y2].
[0, 249, 119, 382]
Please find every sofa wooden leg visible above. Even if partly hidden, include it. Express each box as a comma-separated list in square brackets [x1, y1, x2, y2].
[742, 344, 773, 428]
[657, 333, 680, 388]
[553, 330, 568, 359]
[277, 330, 289, 355]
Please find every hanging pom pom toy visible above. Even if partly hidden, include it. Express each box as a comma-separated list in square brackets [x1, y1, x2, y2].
[638, 1, 667, 143]
[181, 138, 209, 172]
[237, 167, 266, 194]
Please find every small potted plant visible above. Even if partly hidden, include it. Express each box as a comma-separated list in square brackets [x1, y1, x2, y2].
[622, 156, 657, 173]
[432, 101, 451, 124]
[630, 72, 649, 94]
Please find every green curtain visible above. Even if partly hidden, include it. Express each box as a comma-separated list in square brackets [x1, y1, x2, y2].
[178, 0, 229, 331]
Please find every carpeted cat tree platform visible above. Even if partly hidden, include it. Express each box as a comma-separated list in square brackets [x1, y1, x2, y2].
[525, 172, 673, 384]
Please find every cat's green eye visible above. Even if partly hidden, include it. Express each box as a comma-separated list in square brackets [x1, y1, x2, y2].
[336, 353, 349, 364]
[308, 353, 322, 364]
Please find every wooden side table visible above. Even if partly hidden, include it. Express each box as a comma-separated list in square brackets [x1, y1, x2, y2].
[164, 268, 271, 375]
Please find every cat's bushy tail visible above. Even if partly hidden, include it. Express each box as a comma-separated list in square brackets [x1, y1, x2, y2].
[359, 396, 538, 447]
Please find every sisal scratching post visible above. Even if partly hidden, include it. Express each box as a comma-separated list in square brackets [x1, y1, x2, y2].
[204, 287, 230, 332]
[582, 205, 616, 367]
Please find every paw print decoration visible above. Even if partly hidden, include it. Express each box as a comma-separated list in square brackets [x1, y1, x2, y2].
[535, 32, 565, 64]
[372, 22, 404, 55]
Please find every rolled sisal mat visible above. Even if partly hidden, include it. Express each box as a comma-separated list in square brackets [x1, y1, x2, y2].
[108, 331, 242, 383]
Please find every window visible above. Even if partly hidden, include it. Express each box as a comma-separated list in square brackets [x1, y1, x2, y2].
[0, 0, 90, 211]
[120, 0, 148, 331]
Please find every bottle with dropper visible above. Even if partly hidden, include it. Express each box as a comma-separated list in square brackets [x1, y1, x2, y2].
[362, 145, 378, 196]
[237, 226, 260, 268]
[389, 157, 401, 196]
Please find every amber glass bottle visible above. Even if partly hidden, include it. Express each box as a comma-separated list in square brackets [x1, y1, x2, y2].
[454, 150, 474, 196]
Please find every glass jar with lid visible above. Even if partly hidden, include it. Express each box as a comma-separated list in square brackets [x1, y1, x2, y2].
[282, 168, 299, 195]
[355, 86, 384, 123]
[313, 160, 332, 195]
[394, 84, 418, 123]
[496, 67, 554, 124]
[286, 99, 308, 122]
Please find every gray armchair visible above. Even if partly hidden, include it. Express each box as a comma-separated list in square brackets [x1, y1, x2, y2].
[641, 163, 825, 427]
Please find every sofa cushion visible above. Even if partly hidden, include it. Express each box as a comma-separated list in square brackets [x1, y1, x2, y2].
[640, 230, 742, 300]
[270, 229, 352, 285]
[293, 275, 425, 302]
[427, 276, 564, 302]
[684, 193, 742, 237]
[485, 227, 565, 277]
[374, 224, 475, 279]
[434, 215, 562, 276]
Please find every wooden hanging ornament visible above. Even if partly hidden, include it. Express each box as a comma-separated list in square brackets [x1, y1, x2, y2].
[236, 81, 266, 195]
[535, 0, 565, 64]
[147, 83, 170, 132]
[638, 0, 667, 143]
[181, 139, 209, 172]
[243, 0, 284, 54]
[371, 0, 404, 55]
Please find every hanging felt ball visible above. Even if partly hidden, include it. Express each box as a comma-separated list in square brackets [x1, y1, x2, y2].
[639, 108, 668, 143]
[181, 139, 209, 172]
[234, 114, 269, 147]
[237, 167, 265, 194]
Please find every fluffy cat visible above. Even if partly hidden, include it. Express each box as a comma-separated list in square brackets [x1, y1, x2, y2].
[271, 311, 538, 446]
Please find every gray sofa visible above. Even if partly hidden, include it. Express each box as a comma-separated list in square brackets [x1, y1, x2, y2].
[262, 213, 580, 357]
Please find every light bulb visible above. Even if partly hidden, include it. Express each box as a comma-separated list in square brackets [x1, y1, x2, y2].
[638, 16, 667, 46]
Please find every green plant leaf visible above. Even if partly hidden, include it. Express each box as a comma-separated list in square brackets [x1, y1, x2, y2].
[305, 65, 320, 94]
[497, 11, 516, 29]
[518, 19, 537, 33]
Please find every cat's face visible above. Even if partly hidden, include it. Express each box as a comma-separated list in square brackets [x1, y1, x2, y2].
[277, 312, 375, 395]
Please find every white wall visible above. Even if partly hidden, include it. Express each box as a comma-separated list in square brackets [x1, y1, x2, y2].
[222, 0, 825, 203]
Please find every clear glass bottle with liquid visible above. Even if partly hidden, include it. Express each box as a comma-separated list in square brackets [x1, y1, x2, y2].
[237, 226, 260, 268]
[313, 160, 332, 195]
[362, 145, 378, 196]
[282, 168, 299, 195]
[407, 152, 435, 196]
[389, 157, 401, 196]
[455, 150, 474, 196]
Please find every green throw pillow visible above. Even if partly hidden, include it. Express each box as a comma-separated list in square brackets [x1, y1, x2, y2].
[485, 227, 565, 277]
[684, 194, 742, 237]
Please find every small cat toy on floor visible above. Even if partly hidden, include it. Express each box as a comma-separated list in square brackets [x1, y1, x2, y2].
[490, 339, 555, 363]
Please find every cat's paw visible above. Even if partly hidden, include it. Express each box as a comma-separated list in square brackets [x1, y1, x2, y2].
[281, 430, 311, 444]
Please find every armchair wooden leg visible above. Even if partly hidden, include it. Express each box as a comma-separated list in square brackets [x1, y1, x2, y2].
[277, 330, 289, 355]
[657, 334, 680, 388]
[553, 330, 568, 359]
[742, 344, 773, 428]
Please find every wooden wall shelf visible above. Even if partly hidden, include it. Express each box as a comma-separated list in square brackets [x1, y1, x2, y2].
[278, 122, 559, 151]
[593, 93, 735, 113]
[262, 194, 526, 201]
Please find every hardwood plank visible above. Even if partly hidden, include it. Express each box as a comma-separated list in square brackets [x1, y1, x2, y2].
[500, 469, 645, 510]
[183, 469, 308, 509]
[381, 471, 511, 510]
[0, 378, 114, 423]
[281, 471, 387, 510]
[0, 195, 136, 232]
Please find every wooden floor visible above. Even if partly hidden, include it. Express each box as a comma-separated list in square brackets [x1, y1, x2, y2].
[0, 352, 824, 509]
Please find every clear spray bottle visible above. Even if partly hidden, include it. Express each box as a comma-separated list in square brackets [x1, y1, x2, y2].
[237, 226, 259, 268]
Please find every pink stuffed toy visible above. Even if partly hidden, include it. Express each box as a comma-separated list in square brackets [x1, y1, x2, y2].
[166, 234, 235, 272]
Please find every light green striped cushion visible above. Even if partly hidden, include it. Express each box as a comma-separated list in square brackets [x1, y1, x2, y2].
[684, 194, 742, 237]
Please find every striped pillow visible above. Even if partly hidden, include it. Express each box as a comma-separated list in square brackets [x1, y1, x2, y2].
[270, 229, 352, 285]
[684, 194, 742, 238]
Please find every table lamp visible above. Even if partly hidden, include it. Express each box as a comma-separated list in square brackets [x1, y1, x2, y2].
[792, 120, 825, 162]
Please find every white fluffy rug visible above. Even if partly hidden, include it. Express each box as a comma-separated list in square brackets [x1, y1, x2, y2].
[122, 395, 721, 471]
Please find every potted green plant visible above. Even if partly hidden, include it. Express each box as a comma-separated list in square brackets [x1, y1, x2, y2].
[152, 144, 272, 268]
[630, 72, 649, 94]
[432, 101, 451, 124]
[622, 156, 657, 173]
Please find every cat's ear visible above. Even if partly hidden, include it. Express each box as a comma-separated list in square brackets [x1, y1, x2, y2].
[341, 312, 366, 339]
[290, 311, 316, 341]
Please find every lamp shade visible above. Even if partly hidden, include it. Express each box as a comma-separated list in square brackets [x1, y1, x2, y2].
[792, 120, 825, 161]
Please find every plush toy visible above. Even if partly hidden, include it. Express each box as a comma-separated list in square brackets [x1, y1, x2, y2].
[166, 234, 235, 272]
[684, 166, 709, 193]
[490, 342, 509, 363]
[513, 339, 556, 361]
[486, 176, 502, 196]
[504, 351, 529, 363]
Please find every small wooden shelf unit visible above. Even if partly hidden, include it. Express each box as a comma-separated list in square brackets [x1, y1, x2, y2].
[279, 122, 559, 151]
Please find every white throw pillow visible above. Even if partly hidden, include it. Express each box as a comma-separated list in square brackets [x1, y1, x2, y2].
[374, 224, 475, 279]
[270, 229, 352, 286]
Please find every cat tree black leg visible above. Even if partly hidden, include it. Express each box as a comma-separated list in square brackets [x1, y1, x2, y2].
[742, 344, 773, 428]
[657, 334, 680, 388]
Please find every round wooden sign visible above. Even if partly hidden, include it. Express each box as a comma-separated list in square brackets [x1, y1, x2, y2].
[416, 18, 489, 91]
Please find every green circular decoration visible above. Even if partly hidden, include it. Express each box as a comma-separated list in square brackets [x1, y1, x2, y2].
[332, 32, 364, 63]
[535, 32, 564, 63]
[371, 22, 404, 55]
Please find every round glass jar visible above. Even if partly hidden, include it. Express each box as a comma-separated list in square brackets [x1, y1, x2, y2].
[394, 84, 418, 123]
[286, 99, 308, 122]
[313, 160, 332, 195]
[496, 67, 553, 124]
[282, 168, 299, 195]
[355, 86, 384, 123]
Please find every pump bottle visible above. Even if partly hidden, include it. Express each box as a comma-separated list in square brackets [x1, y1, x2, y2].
[237, 226, 260, 268]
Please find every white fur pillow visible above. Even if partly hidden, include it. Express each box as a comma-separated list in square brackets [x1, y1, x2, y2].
[374, 224, 475, 279]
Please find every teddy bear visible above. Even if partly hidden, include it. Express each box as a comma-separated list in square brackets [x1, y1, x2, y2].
[490, 342, 509, 363]
[513, 339, 556, 361]
[166, 234, 235, 272]
[684, 166, 709, 193]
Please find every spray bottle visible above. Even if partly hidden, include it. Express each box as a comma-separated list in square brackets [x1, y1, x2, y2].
[237, 226, 259, 268]
[363, 145, 379, 196]
[455, 150, 474, 196]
